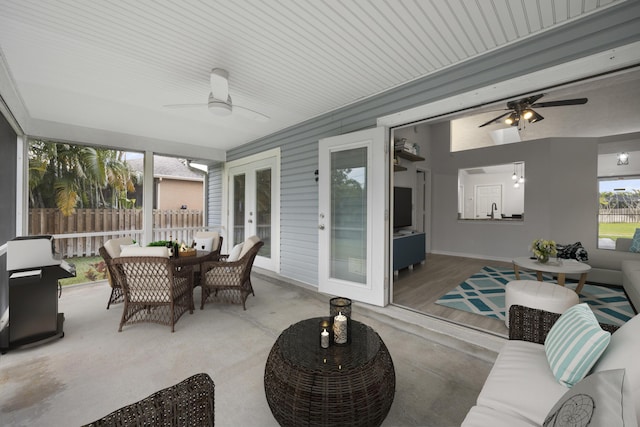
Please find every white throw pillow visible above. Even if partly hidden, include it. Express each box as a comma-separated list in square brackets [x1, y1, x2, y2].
[543, 369, 637, 427]
[227, 243, 244, 262]
[194, 237, 214, 251]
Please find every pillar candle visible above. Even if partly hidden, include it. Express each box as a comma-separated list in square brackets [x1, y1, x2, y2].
[333, 312, 347, 344]
[321, 328, 329, 348]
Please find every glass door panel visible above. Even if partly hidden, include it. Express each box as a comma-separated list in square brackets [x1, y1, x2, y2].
[256, 167, 272, 258]
[232, 173, 245, 246]
[330, 148, 367, 284]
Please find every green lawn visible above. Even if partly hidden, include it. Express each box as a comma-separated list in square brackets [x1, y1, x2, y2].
[59, 256, 107, 286]
[598, 222, 640, 240]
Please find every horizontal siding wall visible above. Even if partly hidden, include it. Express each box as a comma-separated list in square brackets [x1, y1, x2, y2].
[206, 162, 224, 234]
[226, 2, 640, 287]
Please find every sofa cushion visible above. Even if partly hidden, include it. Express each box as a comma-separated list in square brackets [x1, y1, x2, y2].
[622, 260, 640, 312]
[462, 405, 538, 427]
[476, 340, 568, 425]
[545, 303, 611, 387]
[592, 313, 640, 423]
[543, 369, 637, 427]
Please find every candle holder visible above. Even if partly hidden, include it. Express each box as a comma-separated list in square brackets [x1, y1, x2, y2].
[329, 297, 352, 319]
[319, 317, 332, 348]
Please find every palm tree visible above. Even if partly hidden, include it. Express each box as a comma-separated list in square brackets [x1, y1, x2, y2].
[28, 140, 139, 215]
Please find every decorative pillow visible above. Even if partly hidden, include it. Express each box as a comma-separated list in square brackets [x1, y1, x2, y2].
[556, 242, 589, 262]
[194, 237, 214, 252]
[543, 369, 637, 427]
[544, 303, 611, 387]
[227, 243, 244, 262]
[630, 228, 640, 253]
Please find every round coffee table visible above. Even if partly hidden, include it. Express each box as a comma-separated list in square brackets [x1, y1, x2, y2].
[512, 256, 591, 293]
[264, 317, 395, 427]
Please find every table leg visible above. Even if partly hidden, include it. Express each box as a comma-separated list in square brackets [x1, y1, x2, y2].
[513, 263, 520, 280]
[575, 273, 588, 294]
[536, 271, 543, 282]
[557, 273, 566, 287]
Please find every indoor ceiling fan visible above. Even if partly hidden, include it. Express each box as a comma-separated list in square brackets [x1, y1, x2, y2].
[164, 68, 270, 122]
[478, 93, 588, 128]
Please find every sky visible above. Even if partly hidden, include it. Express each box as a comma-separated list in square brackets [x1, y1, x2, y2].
[599, 178, 640, 192]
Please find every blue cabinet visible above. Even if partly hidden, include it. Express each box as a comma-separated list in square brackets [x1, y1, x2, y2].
[393, 232, 426, 272]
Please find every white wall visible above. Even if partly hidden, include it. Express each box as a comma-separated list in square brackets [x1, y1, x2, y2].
[430, 121, 602, 262]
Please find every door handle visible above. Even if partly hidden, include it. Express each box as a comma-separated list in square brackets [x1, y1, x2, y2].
[319, 224, 325, 230]
[248, 219, 253, 223]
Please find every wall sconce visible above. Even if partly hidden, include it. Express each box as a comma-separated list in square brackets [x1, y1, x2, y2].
[617, 152, 629, 165]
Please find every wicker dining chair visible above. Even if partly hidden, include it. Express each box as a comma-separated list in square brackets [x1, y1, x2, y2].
[99, 236, 135, 309]
[200, 236, 264, 310]
[112, 254, 194, 332]
[83, 373, 215, 427]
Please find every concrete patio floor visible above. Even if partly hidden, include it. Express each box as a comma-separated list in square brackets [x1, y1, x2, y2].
[0, 272, 504, 426]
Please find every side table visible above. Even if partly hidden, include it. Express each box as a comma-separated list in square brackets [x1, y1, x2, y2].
[264, 317, 395, 427]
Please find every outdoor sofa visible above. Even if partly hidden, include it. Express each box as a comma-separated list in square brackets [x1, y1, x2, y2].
[462, 305, 639, 426]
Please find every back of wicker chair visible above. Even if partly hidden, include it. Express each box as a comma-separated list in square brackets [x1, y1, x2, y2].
[200, 240, 264, 310]
[98, 246, 125, 310]
[113, 256, 194, 332]
[83, 373, 215, 426]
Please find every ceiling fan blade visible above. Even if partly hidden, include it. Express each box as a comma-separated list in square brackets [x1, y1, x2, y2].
[234, 104, 270, 122]
[210, 68, 229, 100]
[163, 103, 207, 109]
[479, 112, 511, 127]
[531, 98, 588, 108]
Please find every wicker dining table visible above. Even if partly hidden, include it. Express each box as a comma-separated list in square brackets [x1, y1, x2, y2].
[264, 317, 395, 427]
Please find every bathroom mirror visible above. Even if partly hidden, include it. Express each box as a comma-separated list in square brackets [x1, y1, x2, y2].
[458, 162, 525, 220]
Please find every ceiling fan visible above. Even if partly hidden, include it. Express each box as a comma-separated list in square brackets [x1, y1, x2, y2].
[164, 68, 270, 122]
[478, 93, 587, 128]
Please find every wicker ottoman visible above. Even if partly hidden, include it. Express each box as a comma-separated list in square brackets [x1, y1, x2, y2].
[505, 280, 579, 327]
[264, 317, 395, 427]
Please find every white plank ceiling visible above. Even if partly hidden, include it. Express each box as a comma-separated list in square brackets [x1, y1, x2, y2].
[0, 0, 626, 152]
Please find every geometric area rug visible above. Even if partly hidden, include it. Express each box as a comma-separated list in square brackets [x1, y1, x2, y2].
[435, 266, 634, 327]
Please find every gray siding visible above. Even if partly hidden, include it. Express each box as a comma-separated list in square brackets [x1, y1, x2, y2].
[206, 162, 223, 231]
[225, 2, 640, 286]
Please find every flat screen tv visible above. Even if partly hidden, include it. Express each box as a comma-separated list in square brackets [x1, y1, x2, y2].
[394, 186, 412, 229]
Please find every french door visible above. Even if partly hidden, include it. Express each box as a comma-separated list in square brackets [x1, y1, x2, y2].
[318, 127, 389, 307]
[226, 151, 279, 272]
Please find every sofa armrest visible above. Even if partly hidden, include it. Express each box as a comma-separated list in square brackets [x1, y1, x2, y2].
[508, 305, 619, 344]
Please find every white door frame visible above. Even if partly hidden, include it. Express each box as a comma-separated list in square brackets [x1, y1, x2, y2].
[318, 127, 389, 307]
[223, 148, 280, 273]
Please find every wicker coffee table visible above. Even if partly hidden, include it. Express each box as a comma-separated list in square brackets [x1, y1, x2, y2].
[264, 317, 395, 427]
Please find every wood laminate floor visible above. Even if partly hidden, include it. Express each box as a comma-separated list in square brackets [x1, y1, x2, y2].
[392, 253, 513, 336]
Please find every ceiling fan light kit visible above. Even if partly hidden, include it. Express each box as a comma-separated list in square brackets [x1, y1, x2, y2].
[480, 94, 588, 129]
[208, 93, 233, 116]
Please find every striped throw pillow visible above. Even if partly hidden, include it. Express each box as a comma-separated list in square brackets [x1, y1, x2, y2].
[544, 303, 611, 387]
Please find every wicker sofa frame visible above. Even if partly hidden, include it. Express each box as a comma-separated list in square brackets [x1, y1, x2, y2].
[112, 256, 194, 332]
[83, 373, 214, 426]
[200, 240, 264, 310]
[508, 304, 620, 344]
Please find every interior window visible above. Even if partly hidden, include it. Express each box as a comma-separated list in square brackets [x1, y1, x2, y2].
[598, 176, 640, 249]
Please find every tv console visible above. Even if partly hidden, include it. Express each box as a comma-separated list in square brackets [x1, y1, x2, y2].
[393, 232, 426, 273]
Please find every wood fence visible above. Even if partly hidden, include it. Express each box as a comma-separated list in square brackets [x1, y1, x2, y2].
[598, 208, 640, 223]
[29, 208, 204, 258]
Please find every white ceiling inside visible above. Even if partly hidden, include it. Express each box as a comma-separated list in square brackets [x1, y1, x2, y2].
[0, 0, 628, 154]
